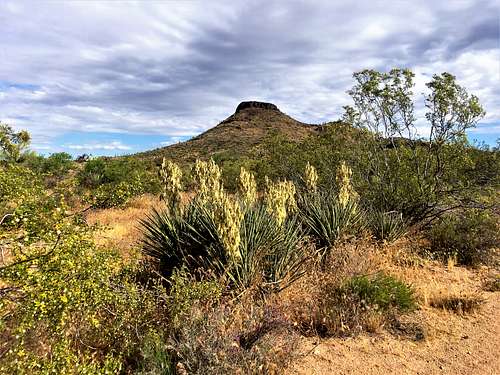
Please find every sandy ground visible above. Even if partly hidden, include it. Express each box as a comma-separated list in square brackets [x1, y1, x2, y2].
[291, 267, 500, 375]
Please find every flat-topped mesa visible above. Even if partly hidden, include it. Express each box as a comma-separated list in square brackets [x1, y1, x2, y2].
[235, 101, 279, 113]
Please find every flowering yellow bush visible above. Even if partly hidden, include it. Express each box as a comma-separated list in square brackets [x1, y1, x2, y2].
[159, 158, 183, 211]
[304, 162, 318, 192]
[264, 176, 297, 225]
[238, 167, 257, 207]
[336, 161, 357, 207]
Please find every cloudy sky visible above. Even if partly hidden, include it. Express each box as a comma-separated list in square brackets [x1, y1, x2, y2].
[0, 1, 499, 156]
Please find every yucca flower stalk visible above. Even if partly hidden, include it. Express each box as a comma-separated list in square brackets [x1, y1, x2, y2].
[264, 176, 297, 226]
[304, 162, 318, 192]
[238, 167, 257, 207]
[336, 161, 357, 207]
[159, 158, 183, 213]
[193, 159, 224, 204]
[192, 159, 243, 262]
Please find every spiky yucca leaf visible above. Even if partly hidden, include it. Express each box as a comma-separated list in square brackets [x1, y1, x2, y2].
[369, 210, 407, 243]
[227, 204, 310, 292]
[139, 206, 184, 275]
[299, 192, 363, 259]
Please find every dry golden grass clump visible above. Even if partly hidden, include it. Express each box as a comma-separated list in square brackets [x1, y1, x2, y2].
[429, 293, 484, 314]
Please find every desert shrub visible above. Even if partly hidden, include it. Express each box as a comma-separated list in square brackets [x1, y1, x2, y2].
[136, 332, 176, 375]
[0, 166, 171, 373]
[171, 301, 298, 375]
[368, 210, 408, 243]
[347, 273, 415, 312]
[77, 158, 160, 203]
[87, 176, 145, 208]
[168, 267, 223, 328]
[23, 152, 73, 176]
[429, 209, 499, 266]
[289, 272, 415, 337]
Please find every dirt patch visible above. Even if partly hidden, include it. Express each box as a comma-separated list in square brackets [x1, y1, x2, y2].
[290, 255, 500, 375]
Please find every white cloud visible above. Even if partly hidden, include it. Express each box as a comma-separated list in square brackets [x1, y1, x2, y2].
[0, 0, 497, 149]
[63, 141, 132, 151]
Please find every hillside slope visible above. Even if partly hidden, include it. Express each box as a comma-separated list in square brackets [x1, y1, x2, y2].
[134, 101, 322, 162]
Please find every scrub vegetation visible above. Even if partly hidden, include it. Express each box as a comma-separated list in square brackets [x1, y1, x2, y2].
[1, 69, 498, 374]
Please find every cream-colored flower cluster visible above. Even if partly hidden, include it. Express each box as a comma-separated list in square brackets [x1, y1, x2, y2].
[159, 158, 183, 211]
[238, 167, 257, 207]
[193, 159, 224, 204]
[192, 159, 242, 261]
[264, 176, 297, 225]
[304, 162, 318, 192]
[336, 161, 357, 207]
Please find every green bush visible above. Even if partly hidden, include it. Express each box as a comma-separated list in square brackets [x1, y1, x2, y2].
[288, 272, 415, 337]
[0, 166, 171, 373]
[346, 273, 415, 312]
[87, 177, 145, 208]
[429, 209, 499, 266]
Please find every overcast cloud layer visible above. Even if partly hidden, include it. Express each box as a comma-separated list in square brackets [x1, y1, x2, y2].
[0, 0, 499, 155]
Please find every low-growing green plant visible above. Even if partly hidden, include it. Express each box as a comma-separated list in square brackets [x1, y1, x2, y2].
[346, 273, 415, 312]
[289, 272, 415, 337]
[137, 332, 176, 375]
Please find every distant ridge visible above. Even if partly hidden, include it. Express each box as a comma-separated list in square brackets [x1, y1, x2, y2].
[134, 101, 322, 162]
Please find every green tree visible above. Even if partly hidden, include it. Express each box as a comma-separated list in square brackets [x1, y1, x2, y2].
[0, 122, 31, 163]
[344, 69, 485, 222]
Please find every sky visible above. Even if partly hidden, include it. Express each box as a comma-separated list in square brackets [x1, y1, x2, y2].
[0, 0, 499, 156]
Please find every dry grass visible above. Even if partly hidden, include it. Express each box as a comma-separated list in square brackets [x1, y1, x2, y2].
[429, 293, 484, 314]
[85, 194, 159, 256]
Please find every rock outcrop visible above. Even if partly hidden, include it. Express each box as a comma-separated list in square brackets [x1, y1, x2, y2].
[235, 101, 279, 113]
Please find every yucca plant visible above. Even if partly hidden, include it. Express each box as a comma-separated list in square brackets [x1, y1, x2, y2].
[140, 201, 227, 276]
[223, 203, 309, 293]
[368, 210, 407, 243]
[140, 206, 185, 275]
[299, 191, 363, 261]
